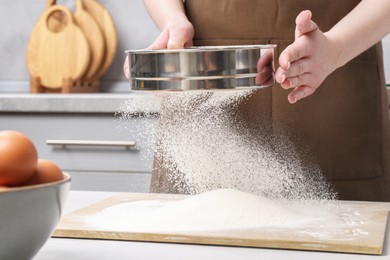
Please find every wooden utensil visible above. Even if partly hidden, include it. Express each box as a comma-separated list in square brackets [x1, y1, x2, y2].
[45, 0, 106, 81]
[82, 0, 117, 80]
[26, 5, 90, 88]
[74, 0, 106, 80]
[26, 0, 61, 79]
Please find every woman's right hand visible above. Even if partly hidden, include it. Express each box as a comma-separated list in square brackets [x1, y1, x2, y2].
[124, 19, 194, 79]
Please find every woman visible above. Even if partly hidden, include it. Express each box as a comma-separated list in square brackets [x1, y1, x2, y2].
[125, 0, 390, 201]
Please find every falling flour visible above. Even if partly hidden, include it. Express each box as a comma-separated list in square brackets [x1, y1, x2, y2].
[118, 90, 336, 201]
[115, 93, 161, 161]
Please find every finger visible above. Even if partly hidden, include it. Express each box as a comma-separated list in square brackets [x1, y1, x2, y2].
[278, 38, 309, 70]
[278, 49, 291, 70]
[256, 65, 273, 85]
[280, 73, 312, 90]
[274, 67, 287, 84]
[184, 40, 194, 48]
[167, 31, 187, 49]
[167, 40, 184, 49]
[123, 56, 130, 79]
[278, 47, 299, 71]
[257, 50, 275, 85]
[288, 85, 316, 104]
[147, 30, 169, 50]
[257, 49, 274, 72]
[282, 58, 311, 78]
[295, 10, 318, 39]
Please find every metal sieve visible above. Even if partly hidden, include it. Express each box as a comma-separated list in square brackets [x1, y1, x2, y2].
[125, 44, 276, 91]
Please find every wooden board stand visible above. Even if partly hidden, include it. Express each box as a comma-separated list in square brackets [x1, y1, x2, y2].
[30, 77, 99, 94]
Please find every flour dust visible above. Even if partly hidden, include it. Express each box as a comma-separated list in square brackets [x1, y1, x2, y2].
[115, 93, 161, 163]
[117, 90, 337, 202]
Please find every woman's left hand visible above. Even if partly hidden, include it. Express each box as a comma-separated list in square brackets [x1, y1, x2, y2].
[275, 10, 338, 104]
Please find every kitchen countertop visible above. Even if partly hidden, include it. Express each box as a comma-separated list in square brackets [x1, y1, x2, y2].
[34, 190, 390, 260]
[0, 87, 389, 113]
[0, 93, 161, 114]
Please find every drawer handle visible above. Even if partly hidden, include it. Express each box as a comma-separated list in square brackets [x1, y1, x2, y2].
[46, 140, 137, 149]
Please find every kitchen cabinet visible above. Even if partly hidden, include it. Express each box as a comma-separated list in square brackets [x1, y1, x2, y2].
[0, 94, 160, 192]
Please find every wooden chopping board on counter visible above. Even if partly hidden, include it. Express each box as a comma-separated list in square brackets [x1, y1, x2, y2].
[26, 4, 90, 88]
[53, 192, 389, 255]
[26, 0, 116, 93]
[82, 0, 117, 81]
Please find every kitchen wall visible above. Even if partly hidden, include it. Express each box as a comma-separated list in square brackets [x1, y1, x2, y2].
[0, 0, 389, 93]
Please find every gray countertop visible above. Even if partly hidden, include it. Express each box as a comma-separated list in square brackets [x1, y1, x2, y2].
[1, 88, 389, 114]
[0, 93, 161, 114]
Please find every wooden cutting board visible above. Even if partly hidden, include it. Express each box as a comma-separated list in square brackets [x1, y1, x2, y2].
[44, 0, 106, 81]
[73, 0, 105, 80]
[82, 0, 117, 81]
[26, 4, 90, 88]
[53, 192, 389, 255]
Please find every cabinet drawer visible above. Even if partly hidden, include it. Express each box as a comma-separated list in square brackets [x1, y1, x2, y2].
[1, 113, 157, 173]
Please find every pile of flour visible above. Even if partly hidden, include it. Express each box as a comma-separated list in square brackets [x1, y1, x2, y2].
[87, 188, 331, 232]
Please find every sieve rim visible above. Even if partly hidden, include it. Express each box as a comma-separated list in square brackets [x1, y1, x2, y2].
[125, 44, 277, 55]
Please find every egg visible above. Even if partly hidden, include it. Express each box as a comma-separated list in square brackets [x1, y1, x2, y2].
[22, 159, 63, 186]
[0, 131, 38, 186]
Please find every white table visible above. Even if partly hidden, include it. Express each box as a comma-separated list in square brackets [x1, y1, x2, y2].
[34, 190, 390, 260]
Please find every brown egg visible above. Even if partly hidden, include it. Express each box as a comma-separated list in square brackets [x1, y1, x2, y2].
[0, 131, 38, 186]
[23, 159, 63, 186]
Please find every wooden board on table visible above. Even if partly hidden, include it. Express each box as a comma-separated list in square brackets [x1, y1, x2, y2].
[53, 192, 389, 255]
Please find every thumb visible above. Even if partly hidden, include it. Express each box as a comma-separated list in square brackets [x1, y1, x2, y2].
[167, 31, 187, 49]
[295, 10, 318, 39]
[123, 56, 130, 79]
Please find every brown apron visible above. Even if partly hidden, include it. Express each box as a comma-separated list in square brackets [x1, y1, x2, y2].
[151, 0, 390, 201]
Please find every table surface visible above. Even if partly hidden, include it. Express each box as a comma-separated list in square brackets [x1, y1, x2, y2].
[34, 190, 390, 260]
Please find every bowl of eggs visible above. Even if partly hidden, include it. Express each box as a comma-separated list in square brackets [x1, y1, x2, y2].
[0, 130, 71, 260]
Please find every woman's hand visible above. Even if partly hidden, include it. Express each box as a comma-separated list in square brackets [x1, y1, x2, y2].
[124, 19, 194, 79]
[275, 10, 338, 104]
[147, 19, 194, 50]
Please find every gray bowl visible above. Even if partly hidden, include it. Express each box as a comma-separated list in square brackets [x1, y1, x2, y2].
[0, 173, 71, 260]
[126, 44, 276, 91]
